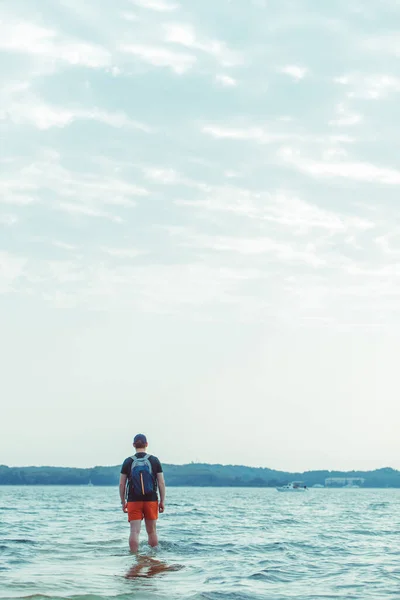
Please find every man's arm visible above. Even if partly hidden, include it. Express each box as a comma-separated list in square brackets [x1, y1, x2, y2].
[157, 472, 166, 513]
[119, 473, 128, 512]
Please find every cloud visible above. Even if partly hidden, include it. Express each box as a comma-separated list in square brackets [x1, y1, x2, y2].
[129, 0, 179, 11]
[375, 233, 400, 256]
[335, 73, 400, 99]
[0, 252, 26, 294]
[2, 87, 152, 131]
[144, 167, 183, 184]
[329, 103, 363, 126]
[143, 166, 210, 191]
[279, 147, 400, 185]
[0, 20, 111, 69]
[176, 186, 373, 237]
[178, 232, 325, 267]
[0, 214, 18, 227]
[120, 43, 196, 74]
[22, 259, 259, 313]
[279, 65, 308, 81]
[262, 194, 372, 235]
[0, 179, 36, 205]
[45, 260, 86, 284]
[215, 74, 237, 87]
[1, 0, 400, 331]
[1, 155, 147, 226]
[202, 123, 355, 147]
[163, 23, 241, 66]
[365, 33, 400, 57]
[202, 124, 285, 144]
[57, 203, 123, 222]
[52, 241, 77, 251]
[102, 247, 146, 258]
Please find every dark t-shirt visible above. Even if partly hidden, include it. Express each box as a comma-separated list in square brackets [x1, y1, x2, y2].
[121, 453, 163, 502]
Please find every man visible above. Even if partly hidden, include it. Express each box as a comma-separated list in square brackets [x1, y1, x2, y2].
[119, 434, 166, 553]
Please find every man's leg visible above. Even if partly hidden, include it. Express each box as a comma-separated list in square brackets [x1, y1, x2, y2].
[129, 520, 142, 553]
[145, 519, 158, 548]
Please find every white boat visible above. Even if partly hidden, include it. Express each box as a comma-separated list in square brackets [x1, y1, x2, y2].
[276, 481, 307, 492]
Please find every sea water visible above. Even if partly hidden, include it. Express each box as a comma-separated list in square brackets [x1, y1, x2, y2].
[0, 486, 399, 600]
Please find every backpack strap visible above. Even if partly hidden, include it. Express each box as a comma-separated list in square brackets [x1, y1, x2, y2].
[130, 455, 152, 470]
[129, 456, 137, 477]
[144, 454, 153, 475]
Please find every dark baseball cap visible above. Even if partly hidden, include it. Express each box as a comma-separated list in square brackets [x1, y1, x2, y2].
[133, 433, 147, 445]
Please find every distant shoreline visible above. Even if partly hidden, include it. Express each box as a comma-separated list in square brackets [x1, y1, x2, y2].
[1, 464, 399, 488]
[0, 483, 399, 488]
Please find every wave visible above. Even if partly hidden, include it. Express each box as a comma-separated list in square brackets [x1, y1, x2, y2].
[0, 595, 166, 600]
[368, 502, 390, 510]
[4, 538, 38, 545]
[198, 593, 263, 600]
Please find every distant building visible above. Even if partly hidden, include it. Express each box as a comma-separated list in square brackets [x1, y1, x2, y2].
[325, 477, 365, 487]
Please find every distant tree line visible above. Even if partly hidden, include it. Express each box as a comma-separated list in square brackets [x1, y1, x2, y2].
[0, 463, 399, 487]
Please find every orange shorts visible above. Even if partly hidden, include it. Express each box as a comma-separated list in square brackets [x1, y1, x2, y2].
[127, 501, 159, 522]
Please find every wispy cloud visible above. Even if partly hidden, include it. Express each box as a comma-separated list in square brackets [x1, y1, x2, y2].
[52, 241, 77, 251]
[215, 74, 237, 87]
[0, 179, 37, 205]
[329, 103, 363, 127]
[57, 202, 123, 222]
[365, 33, 400, 56]
[163, 23, 241, 66]
[102, 247, 146, 258]
[279, 65, 308, 81]
[119, 43, 196, 73]
[335, 73, 400, 99]
[202, 123, 355, 147]
[0, 20, 111, 69]
[1, 0, 400, 330]
[2, 85, 152, 131]
[171, 229, 325, 267]
[176, 186, 373, 236]
[0, 214, 18, 227]
[1, 155, 147, 226]
[0, 252, 27, 294]
[129, 0, 179, 11]
[202, 124, 285, 144]
[279, 147, 400, 185]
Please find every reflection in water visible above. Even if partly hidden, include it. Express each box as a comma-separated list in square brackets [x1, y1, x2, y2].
[125, 555, 184, 579]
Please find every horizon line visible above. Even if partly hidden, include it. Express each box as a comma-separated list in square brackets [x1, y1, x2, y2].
[1, 463, 398, 474]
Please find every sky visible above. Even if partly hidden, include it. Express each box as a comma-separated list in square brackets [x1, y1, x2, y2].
[1, 0, 400, 472]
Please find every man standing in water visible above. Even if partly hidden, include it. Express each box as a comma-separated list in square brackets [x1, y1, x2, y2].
[119, 434, 166, 553]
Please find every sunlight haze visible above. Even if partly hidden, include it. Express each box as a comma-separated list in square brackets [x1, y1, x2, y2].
[1, 0, 399, 472]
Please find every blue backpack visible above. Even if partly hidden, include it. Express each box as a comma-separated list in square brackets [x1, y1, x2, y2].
[130, 454, 154, 496]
